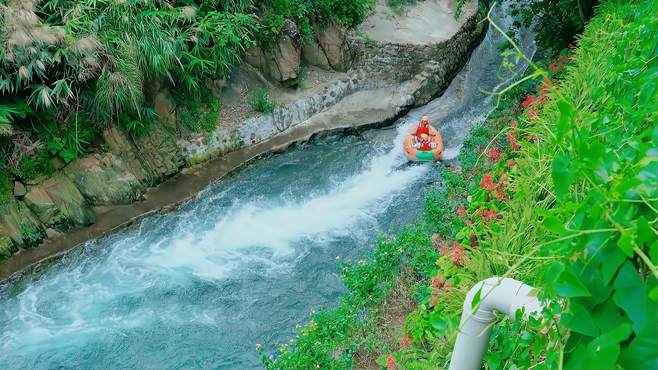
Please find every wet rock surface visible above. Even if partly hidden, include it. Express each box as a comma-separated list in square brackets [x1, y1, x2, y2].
[65, 153, 145, 206]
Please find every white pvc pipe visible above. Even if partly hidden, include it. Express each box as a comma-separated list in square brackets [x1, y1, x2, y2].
[448, 277, 543, 370]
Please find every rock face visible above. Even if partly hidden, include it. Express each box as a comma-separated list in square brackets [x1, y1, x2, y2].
[246, 19, 302, 85]
[13, 181, 26, 197]
[65, 153, 145, 206]
[103, 121, 185, 186]
[313, 21, 351, 71]
[302, 40, 332, 70]
[0, 1, 487, 267]
[350, 8, 485, 103]
[0, 199, 45, 248]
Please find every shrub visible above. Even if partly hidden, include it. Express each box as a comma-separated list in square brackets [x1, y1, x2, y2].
[250, 89, 276, 113]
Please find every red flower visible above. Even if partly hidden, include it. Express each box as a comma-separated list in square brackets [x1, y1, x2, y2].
[549, 63, 558, 74]
[506, 131, 520, 151]
[488, 148, 501, 162]
[482, 209, 499, 224]
[470, 234, 479, 247]
[521, 95, 535, 109]
[465, 219, 473, 226]
[386, 355, 397, 370]
[431, 276, 444, 288]
[510, 118, 518, 128]
[451, 248, 464, 266]
[456, 204, 467, 217]
[399, 334, 411, 348]
[480, 173, 496, 192]
[496, 188, 505, 202]
[506, 159, 516, 168]
[439, 246, 451, 256]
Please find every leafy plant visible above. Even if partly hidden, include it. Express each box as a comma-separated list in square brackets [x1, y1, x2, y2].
[250, 88, 276, 113]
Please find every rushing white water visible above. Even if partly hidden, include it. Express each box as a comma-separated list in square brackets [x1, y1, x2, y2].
[147, 124, 428, 281]
[0, 3, 535, 368]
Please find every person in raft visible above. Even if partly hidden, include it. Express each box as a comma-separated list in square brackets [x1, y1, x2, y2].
[413, 133, 437, 151]
[414, 116, 433, 141]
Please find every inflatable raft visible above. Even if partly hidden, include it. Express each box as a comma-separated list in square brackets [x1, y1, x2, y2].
[403, 125, 444, 161]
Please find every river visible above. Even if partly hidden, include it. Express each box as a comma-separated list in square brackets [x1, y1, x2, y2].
[0, 4, 535, 369]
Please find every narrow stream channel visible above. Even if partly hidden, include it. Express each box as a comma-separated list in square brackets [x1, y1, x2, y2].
[0, 4, 535, 369]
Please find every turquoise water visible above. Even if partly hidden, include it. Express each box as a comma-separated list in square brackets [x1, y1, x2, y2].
[0, 4, 535, 368]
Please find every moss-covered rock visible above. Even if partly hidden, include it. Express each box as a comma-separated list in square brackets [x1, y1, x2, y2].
[65, 153, 145, 206]
[23, 174, 95, 229]
[0, 199, 45, 248]
[0, 234, 17, 258]
[42, 174, 95, 226]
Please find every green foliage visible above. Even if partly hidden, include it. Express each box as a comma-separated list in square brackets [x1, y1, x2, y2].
[510, 0, 599, 52]
[0, 0, 258, 183]
[387, 0, 417, 14]
[0, 169, 11, 204]
[255, 0, 374, 45]
[177, 94, 221, 134]
[250, 88, 276, 113]
[20, 225, 44, 248]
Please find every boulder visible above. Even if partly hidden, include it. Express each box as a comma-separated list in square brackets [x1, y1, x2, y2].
[268, 29, 302, 84]
[41, 174, 95, 226]
[24, 174, 95, 229]
[131, 121, 186, 184]
[0, 199, 45, 248]
[245, 45, 267, 71]
[65, 153, 145, 206]
[102, 126, 151, 184]
[245, 20, 302, 85]
[313, 21, 351, 71]
[0, 234, 17, 258]
[102, 121, 184, 186]
[24, 187, 61, 226]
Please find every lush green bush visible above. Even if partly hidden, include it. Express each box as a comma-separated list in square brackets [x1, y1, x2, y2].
[255, 0, 374, 45]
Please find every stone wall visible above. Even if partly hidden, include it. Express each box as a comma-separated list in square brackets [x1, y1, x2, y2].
[349, 9, 485, 92]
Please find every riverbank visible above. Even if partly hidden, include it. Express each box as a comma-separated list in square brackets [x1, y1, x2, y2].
[0, 0, 484, 281]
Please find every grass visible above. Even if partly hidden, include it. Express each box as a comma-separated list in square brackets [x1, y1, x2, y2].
[250, 88, 277, 114]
